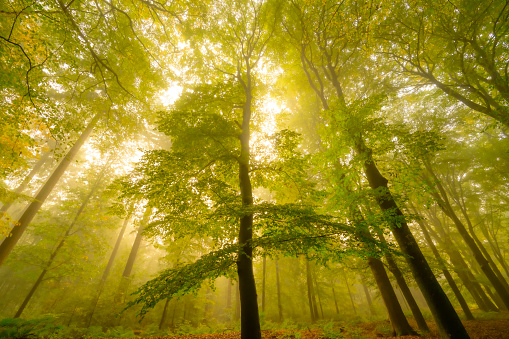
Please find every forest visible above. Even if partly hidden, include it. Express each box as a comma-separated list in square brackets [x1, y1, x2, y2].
[0, 0, 508, 338]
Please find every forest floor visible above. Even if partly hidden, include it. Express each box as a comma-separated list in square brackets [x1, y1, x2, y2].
[141, 317, 509, 339]
[359, 317, 509, 338]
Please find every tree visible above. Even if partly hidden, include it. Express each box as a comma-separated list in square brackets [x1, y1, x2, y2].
[408, 204, 474, 320]
[283, 1, 469, 337]
[120, 1, 280, 336]
[379, 0, 509, 127]
[0, 112, 105, 266]
[423, 160, 509, 310]
[86, 214, 131, 327]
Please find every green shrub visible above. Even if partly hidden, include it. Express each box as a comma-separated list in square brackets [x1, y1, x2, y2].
[374, 321, 393, 337]
[0, 317, 61, 339]
[104, 326, 135, 338]
[322, 321, 344, 339]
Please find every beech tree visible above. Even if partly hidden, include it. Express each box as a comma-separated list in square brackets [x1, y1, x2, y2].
[282, 0, 468, 337]
[379, 0, 509, 127]
[1, 0, 509, 338]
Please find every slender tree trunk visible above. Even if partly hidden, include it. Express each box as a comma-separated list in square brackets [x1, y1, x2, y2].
[306, 260, 317, 322]
[367, 257, 421, 335]
[67, 306, 77, 326]
[86, 216, 130, 326]
[454, 177, 509, 291]
[482, 284, 505, 310]
[374, 228, 430, 330]
[461, 207, 509, 295]
[426, 209, 499, 312]
[236, 72, 260, 339]
[460, 249, 506, 311]
[158, 298, 170, 330]
[478, 218, 509, 278]
[312, 267, 324, 319]
[425, 161, 509, 311]
[170, 300, 177, 329]
[353, 209, 416, 335]
[275, 258, 283, 322]
[227, 278, 232, 311]
[311, 266, 319, 319]
[262, 256, 266, 313]
[235, 281, 240, 321]
[182, 298, 188, 322]
[14, 171, 103, 318]
[332, 285, 340, 315]
[348, 199, 414, 333]
[14, 265, 50, 318]
[0, 149, 52, 215]
[116, 207, 150, 302]
[0, 113, 102, 266]
[204, 288, 213, 323]
[343, 272, 357, 316]
[409, 206, 474, 320]
[361, 282, 375, 317]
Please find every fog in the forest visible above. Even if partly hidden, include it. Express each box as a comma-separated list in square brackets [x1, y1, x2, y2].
[1, 0, 508, 338]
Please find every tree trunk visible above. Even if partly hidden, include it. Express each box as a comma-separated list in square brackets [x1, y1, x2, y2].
[86, 216, 130, 326]
[477, 217, 509, 278]
[299, 29, 469, 335]
[235, 281, 240, 321]
[0, 149, 52, 215]
[275, 258, 283, 322]
[353, 209, 416, 335]
[374, 227, 430, 330]
[367, 257, 421, 335]
[361, 282, 375, 317]
[182, 298, 188, 322]
[460, 206, 509, 296]
[332, 285, 340, 315]
[0, 112, 102, 266]
[358, 144, 468, 339]
[262, 256, 266, 313]
[116, 207, 150, 302]
[67, 306, 77, 326]
[227, 278, 232, 311]
[159, 298, 170, 330]
[454, 176, 509, 291]
[424, 161, 509, 311]
[343, 272, 357, 316]
[236, 70, 261, 339]
[306, 259, 317, 322]
[409, 206, 474, 320]
[425, 208, 499, 312]
[170, 300, 177, 329]
[312, 266, 324, 319]
[14, 171, 103, 318]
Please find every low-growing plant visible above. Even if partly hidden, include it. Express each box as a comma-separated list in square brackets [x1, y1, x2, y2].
[374, 321, 393, 337]
[0, 317, 62, 339]
[322, 321, 344, 339]
[104, 326, 135, 338]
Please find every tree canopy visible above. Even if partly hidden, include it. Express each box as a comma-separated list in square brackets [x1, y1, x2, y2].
[1, 1, 508, 339]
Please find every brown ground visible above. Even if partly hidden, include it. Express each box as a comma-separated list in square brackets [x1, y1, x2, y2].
[358, 318, 509, 338]
[144, 316, 509, 339]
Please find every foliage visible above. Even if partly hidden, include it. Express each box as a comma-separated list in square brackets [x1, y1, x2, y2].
[379, 0, 509, 126]
[0, 317, 61, 339]
[1, 0, 509, 337]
